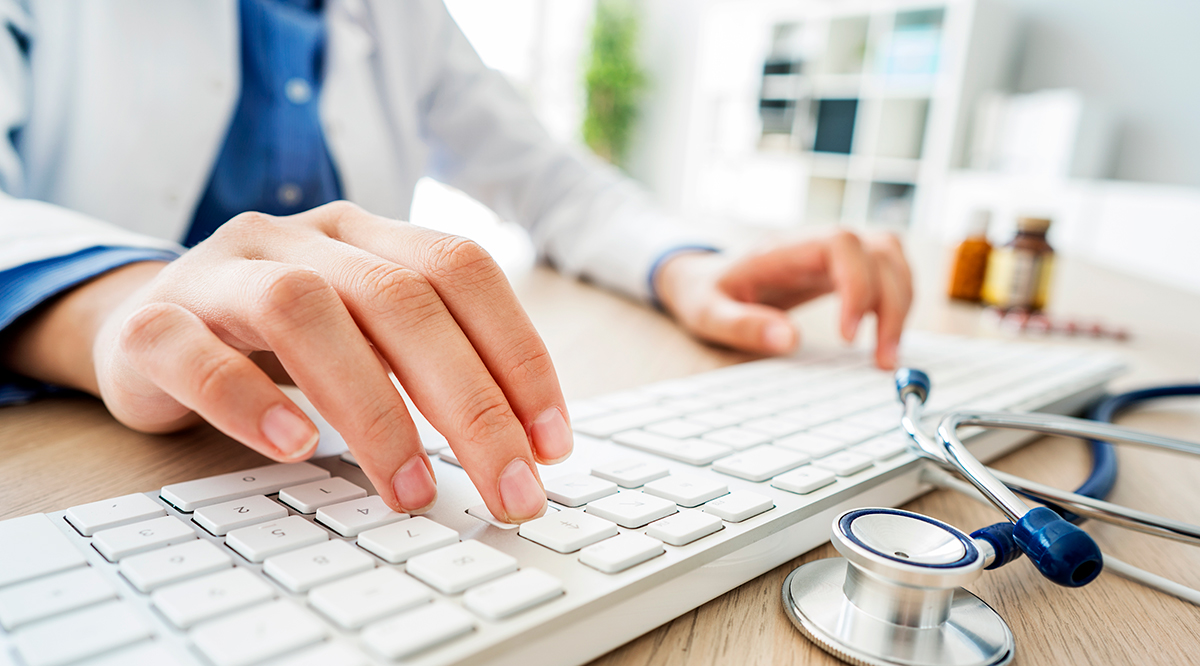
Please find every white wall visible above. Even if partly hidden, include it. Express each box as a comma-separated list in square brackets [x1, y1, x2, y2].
[1005, 0, 1200, 187]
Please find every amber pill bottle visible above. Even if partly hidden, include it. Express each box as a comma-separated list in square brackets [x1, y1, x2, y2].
[981, 216, 1055, 311]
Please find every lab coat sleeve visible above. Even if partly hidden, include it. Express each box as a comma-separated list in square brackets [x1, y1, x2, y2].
[417, 4, 720, 303]
[0, 0, 183, 274]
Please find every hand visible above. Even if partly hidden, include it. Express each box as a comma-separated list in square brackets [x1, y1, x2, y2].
[654, 230, 912, 369]
[5, 202, 570, 522]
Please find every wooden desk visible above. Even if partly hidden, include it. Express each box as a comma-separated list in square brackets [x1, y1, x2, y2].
[3, 247, 1200, 665]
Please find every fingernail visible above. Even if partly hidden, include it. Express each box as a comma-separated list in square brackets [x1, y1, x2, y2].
[531, 407, 573, 462]
[392, 456, 437, 513]
[764, 322, 795, 353]
[880, 343, 898, 370]
[261, 404, 319, 459]
[499, 459, 546, 522]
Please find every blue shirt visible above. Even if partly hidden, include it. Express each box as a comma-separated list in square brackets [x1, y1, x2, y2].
[0, 0, 339, 403]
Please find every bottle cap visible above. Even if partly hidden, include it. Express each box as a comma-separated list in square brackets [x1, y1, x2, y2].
[1016, 216, 1052, 234]
[966, 210, 991, 238]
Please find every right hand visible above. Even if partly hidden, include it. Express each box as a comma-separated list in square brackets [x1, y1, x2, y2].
[12, 202, 571, 522]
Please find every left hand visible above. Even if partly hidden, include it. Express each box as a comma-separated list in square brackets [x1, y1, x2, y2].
[654, 230, 912, 369]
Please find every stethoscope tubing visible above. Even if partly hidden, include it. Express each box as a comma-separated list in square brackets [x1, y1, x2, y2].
[903, 381, 1200, 547]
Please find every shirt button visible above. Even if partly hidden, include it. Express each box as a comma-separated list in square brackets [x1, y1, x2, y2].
[277, 183, 303, 206]
[285, 78, 313, 105]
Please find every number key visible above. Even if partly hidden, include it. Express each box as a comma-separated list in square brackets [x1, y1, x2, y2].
[193, 495, 287, 536]
[263, 540, 374, 593]
[315, 496, 406, 537]
[226, 515, 327, 563]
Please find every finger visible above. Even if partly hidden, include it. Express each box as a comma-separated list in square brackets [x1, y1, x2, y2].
[823, 231, 876, 343]
[867, 236, 913, 369]
[115, 302, 320, 461]
[312, 203, 571, 465]
[267, 233, 548, 522]
[163, 254, 437, 515]
[687, 293, 799, 355]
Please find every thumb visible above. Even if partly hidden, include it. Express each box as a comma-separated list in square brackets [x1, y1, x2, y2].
[688, 295, 799, 355]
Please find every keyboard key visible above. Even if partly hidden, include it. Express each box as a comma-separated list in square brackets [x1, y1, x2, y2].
[518, 508, 618, 553]
[64, 493, 165, 536]
[226, 515, 327, 563]
[644, 419, 711, 438]
[686, 409, 744, 428]
[544, 474, 618, 507]
[465, 503, 521, 530]
[813, 450, 875, 476]
[712, 446, 808, 482]
[591, 459, 669, 488]
[152, 568, 276, 629]
[12, 600, 152, 666]
[356, 516, 459, 563]
[309, 567, 431, 629]
[266, 642, 368, 666]
[0, 567, 116, 630]
[315, 495, 407, 537]
[771, 466, 837, 495]
[361, 602, 475, 660]
[740, 417, 805, 437]
[579, 533, 664, 573]
[92, 516, 196, 561]
[702, 491, 774, 522]
[160, 462, 330, 512]
[264, 540, 375, 593]
[463, 568, 564, 619]
[643, 475, 728, 508]
[406, 540, 519, 594]
[573, 407, 675, 438]
[721, 400, 779, 419]
[193, 494, 287, 536]
[278, 477, 367, 514]
[120, 539, 232, 592]
[852, 435, 912, 461]
[585, 491, 677, 528]
[611, 430, 731, 465]
[774, 432, 846, 458]
[0, 514, 89, 588]
[645, 509, 724, 546]
[701, 427, 772, 451]
[75, 642, 182, 666]
[191, 600, 326, 666]
[810, 421, 879, 445]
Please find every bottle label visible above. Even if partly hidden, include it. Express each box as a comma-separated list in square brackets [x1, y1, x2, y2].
[982, 248, 1052, 310]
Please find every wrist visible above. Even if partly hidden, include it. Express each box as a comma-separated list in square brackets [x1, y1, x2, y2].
[652, 248, 719, 315]
[4, 261, 168, 394]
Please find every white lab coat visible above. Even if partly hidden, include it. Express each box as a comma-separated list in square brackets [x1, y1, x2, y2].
[0, 0, 706, 301]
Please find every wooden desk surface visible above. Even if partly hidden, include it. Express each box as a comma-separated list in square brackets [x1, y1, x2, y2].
[3, 245, 1200, 665]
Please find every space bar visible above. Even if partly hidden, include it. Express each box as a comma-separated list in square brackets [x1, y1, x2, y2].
[160, 462, 329, 512]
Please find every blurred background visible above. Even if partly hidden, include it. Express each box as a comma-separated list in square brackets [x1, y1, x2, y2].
[413, 0, 1200, 295]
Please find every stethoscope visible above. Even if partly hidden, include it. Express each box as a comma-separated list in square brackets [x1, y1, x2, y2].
[782, 368, 1200, 666]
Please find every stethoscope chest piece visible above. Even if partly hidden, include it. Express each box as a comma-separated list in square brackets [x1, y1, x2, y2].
[783, 508, 1014, 666]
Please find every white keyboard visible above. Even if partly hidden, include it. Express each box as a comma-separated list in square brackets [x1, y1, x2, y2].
[0, 333, 1122, 666]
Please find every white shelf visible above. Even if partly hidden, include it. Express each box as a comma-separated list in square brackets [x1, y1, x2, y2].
[676, 0, 1016, 232]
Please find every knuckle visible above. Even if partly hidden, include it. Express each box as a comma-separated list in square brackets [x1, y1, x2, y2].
[361, 265, 443, 321]
[425, 235, 499, 283]
[501, 345, 556, 388]
[832, 229, 863, 249]
[222, 211, 276, 238]
[118, 303, 187, 359]
[191, 352, 245, 405]
[253, 266, 338, 327]
[458, 389, 518, 444]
